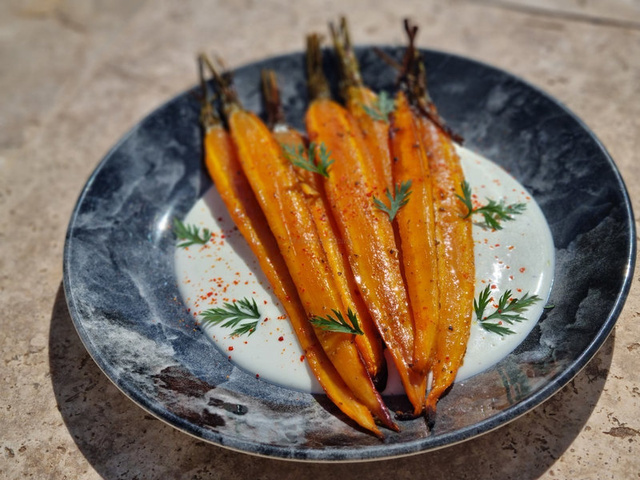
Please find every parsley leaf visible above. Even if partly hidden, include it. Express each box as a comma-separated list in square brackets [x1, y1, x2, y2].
[362, 91, 395, 122]
[282, 141, 334, 178]
[474, 285, 541, 336]
[173, 218, 210, 248]
[200, 297, 261, 337]
[373, 180, 412, 221]
[310, 308, 364, 335]
[457, 181, 527, 230]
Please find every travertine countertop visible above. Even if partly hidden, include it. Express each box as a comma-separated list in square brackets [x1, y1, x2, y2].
[1, 1, 638, 478]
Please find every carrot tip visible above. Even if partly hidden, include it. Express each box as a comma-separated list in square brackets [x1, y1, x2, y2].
[372, 362, 388, 392]
[425, 404, 437, 430]
[394, 409, 423, 421]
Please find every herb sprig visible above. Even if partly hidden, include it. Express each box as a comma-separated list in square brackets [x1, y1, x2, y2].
[200, 297, 261, 337]
[374, 180, 413, 221]
[362, 91, 395, 123]
[310, 308, 364, 335]
[282, 141, 334, 178]
[173, 218, 210, 248]
[457, 181, 527, 230]
[474, 285, 541, 336]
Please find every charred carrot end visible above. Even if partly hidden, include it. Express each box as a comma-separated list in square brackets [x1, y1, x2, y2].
[306, 347, 383, 438]
[306, 34, 331, 101]
[260, 69, 286, 129]
[329, 17, 363, 95]
[390, 91, 439, 377]
[397, 20, 463, 144]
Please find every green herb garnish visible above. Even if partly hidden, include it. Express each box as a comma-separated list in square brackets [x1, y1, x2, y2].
[173, 218, 210, 248]
[200, 297, 261, 337]
[310, 308, 364, 335]
[373, 180, 412, 221]
[474, 285, 541, 336]
[457, 181, 527, 230]
[282, 141, 334, 178]
[362, 91, 395, 122]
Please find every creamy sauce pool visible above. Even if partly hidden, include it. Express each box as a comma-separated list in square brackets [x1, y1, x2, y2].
[174, 146, 555, 394]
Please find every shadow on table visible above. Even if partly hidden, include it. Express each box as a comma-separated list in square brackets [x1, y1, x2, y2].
[50, 283, 614, 480]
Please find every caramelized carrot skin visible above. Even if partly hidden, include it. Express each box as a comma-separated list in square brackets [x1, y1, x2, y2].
[227, 110, 396, 431]
[345, 87, 393, 193]
[390, 92, 439, 376]
[203, 123, 382, 437]
[306, 98, 426, 414]
[416, 117, 475, 416]
[274, 128, 387, 385]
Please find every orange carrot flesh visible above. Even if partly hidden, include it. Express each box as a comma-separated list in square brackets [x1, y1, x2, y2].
[330, 18, 393, 194]
[345, 87, 393, 193]
[389, 92, 440, 376]
[416, 116, 475, 420]
[274, 128, 387, 386]
[306, 98, 426, 415]
[227, 109, 396, 431]
[202, 122, 382, 436]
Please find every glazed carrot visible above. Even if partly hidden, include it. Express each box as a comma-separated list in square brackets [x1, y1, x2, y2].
[388, 90, 439, 377]
[420, 114, 474, 423]
[396, 22, 475, 423]
[202, 56, 397, 432]
[330, 17, 392, 193]
[261, 70, 387, 389]
[304, 35, 426, 416]
[197, 56, 383, 436]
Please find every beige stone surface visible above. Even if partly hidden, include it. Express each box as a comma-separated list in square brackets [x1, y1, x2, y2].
[1, 0, 639, 478]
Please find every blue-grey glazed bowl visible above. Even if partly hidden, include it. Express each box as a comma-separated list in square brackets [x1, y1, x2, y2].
[63, 47, 635, 461]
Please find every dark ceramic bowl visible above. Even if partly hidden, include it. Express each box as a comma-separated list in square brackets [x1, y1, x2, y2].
[63, 48, 635, 461]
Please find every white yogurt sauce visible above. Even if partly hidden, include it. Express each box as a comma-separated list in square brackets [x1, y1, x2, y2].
[174, 145, 554, 394]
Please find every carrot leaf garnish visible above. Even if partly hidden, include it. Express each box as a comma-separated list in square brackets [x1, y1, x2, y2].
[310, 308, 364, 335]
[374, 180, 412, 221]
[362, 91, 395, 122]
[173, 218, 210, 248]
[282, 141, 334, 178]
[474, 285, 541, 336]
[458, 181, 527, 230]
[200, 297, 261, 337]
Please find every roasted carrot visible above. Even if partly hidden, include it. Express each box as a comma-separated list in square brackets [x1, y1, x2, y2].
[304, 35, 426, 416]
[388, 90, 439, 377]
[330, 17, 393, 193]
[397, 22, 475, 423]
[420, 114, 474, 424]
[202, 55, 397, 433]
[197, 56, 384, 436]
[261, 69, 387, 389]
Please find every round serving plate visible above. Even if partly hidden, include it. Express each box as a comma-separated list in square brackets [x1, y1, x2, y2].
[63, 47, 635, 461]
